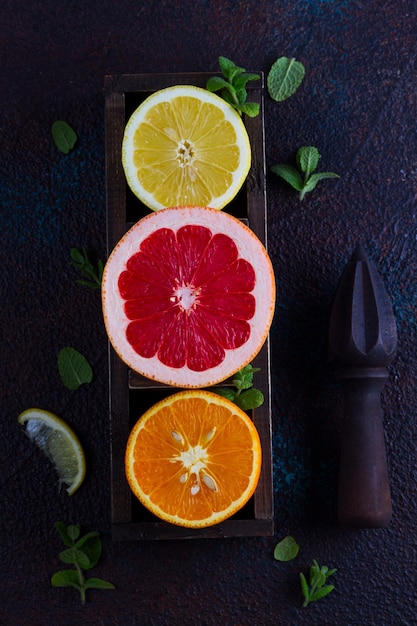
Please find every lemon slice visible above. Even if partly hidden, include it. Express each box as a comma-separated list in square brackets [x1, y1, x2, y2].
[122, 85, 251, 211]
[18, 408, 86, 495]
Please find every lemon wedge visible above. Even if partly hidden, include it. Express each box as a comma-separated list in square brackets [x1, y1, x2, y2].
[18, 408, 86, 495]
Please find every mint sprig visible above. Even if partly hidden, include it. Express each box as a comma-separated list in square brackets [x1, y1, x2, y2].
[300, 560, 337, 607]
[271, 146, 339, 200]
[51, 522, 115, 604]
[206, 56, 260, 117]
[70, 247, 104, 290]
[214, 364, 264, 410]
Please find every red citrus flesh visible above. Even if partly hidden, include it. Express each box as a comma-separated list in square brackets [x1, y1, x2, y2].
[102, 206, 275, 388]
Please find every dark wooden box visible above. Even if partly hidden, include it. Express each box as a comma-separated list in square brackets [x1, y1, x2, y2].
[104, 72, 273, 540]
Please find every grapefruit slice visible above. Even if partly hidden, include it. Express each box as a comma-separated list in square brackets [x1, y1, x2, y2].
[102, 205, 275, 388]
[121, 85, 251, 211]
[125, 390, 262, 528]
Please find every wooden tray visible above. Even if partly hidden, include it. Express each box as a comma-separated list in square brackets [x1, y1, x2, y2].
[104, 72, 273, 540]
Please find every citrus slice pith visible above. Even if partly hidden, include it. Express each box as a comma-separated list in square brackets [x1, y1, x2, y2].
[18, 408, 86, 495]
[125, 390, 262, 528]
[122, 85, 251, 211]
[102, 205, 275, 388]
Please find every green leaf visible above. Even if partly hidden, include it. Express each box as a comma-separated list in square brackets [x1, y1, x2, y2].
[233, 73, 260, 90]
[51, 569, 81, 589]
[75, 534, 102, 570]
[220, 91, 237, 107]
[309, 584, 335, 602]
[300, 572, 309, 600]
[297, 146, 320, 177]
[300, 172, 340, 200]
[70, 248, 84, 264]
[235, 388, 264, 411]
[273, 536, 300, 562]
[218, 56, 245, 82]
[235, 87, 248, 105]
[267, 57, 305, 102]
[84, 577, 116, 590]
[75, 531, 100, 547]
[59, 547, 90, 569]
[67, 524, 80, 541]
[238, 101, 260, 117]
[232, 364, 260, 391]
[58, 347, 93, 390]
[213, 388, 236, 402]
[310, 569, 326, 588]
[54, 521, 73, 547]
[206, 76, 234, 94]
[270, 164, 304, 191]
[307, 171, 340, 186]
[51, 120, 77, 154]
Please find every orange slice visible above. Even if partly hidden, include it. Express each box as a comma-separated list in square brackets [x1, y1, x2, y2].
[101, 205, 275, 388]
[125, 390, 262, 528]
[121, 85, 251, 211]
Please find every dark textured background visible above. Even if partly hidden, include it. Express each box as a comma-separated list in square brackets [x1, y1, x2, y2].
[1, 1, 417, 624]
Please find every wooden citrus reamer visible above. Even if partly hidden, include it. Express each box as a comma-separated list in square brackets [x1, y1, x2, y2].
[328, 244, 397, 528]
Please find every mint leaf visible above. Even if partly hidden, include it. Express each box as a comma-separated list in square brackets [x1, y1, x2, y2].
[54, 521, 73, 547]
[300, 572, 309, 599]
[84, 578, 116, 590]
[296, 146, 320, 178]
[273, 536, 300, 562]
[234, 73, 261, 90]
[58, 346, 93, 390]
[218, 56, 240, 80]
[51, 570, 82, 590]
[59, 547, 90, 569]
[270, 164, 304, 191]
[206, 76, 234, 94]
[310, 568, 326, 588]
[213, 388, 236, 402]
[267, 57, 305, 102]
[300, 172, 340, 200]
[234, 388, 264, 411]
[67, 524, 80, 541]
[309, 585, 335, 602]
[51, 120, 77, 154]
[75, 533, 102, 570]
[238, 101, 260, 117]
[232, 364, 260, 390]
[306, 171, 340, 185]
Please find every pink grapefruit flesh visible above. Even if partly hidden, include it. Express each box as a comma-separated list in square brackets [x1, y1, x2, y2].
[102, 206, 275, 388]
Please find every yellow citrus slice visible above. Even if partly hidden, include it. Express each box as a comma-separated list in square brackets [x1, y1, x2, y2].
[18, 408, 86, 495]
[125, 390, 262, 528]
[102, 205, 276, 388]
[121, 85, 251, 211]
